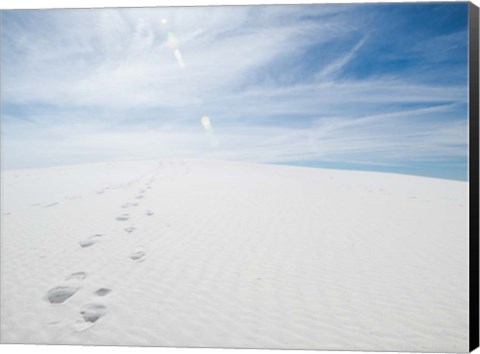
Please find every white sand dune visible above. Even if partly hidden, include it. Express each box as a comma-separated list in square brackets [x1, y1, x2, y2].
[0, 160, 469, 351]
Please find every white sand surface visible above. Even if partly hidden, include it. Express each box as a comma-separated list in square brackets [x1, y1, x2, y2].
[0, 160, 469, 351]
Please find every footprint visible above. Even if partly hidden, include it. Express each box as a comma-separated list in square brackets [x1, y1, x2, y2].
[145, 210, 154, 216]
[116, 214, 130, 221]
[65, 195, 82, 200]
[94, 288, 112, 297]
[124, 227, 136, 233]
[2, 212, 11, 216]
[81, 303, 107, 323]
[66, 272, 87, 281]
[135, 195, 144, 200]
[130, 249, 146, 262]
[79, 234, 103, 248]
[121, 203, 138, 209]
[44, 202, 59, 208]
[45, 286, 79, 304]
[74, 303, 107, 331]
[30, 203, 42, 207]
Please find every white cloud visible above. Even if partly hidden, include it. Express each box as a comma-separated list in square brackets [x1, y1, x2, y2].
[1, 5, 468, 177]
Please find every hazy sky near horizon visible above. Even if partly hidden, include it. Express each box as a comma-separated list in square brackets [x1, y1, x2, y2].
[1, 3, 469, 180]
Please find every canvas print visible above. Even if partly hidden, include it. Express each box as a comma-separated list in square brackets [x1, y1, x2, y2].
[0, 2, 475, 352]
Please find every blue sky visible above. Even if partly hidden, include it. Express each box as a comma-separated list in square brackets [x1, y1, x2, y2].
[1, 3, 469, 180]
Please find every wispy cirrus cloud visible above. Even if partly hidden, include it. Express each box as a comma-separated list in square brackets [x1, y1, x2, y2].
[1, 3, 469, 179]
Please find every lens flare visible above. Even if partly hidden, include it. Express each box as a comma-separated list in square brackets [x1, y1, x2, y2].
[201, 116, 219, 148]
[167, 32, 177, 48]
[174, 49, 185, 68]
[201, 116, 211, 128]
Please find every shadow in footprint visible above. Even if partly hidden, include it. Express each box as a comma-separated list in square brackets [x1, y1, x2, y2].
[81, 303, 107, 323]
[124, 227, 136, 233]
[94, 288, 112, 297]
[66, 272, 87, 281]
[135, 195, 144, 200]
[116, 214, 130, 221]
[79, 234, 103, 248]
[74, 303, 107, 331]
[45, 286, 79, 304]
[44, 203, 59, 208]
[130, 249, 146, 262]
[121, 203, 138, 209]
[145, 210, 154, 216]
